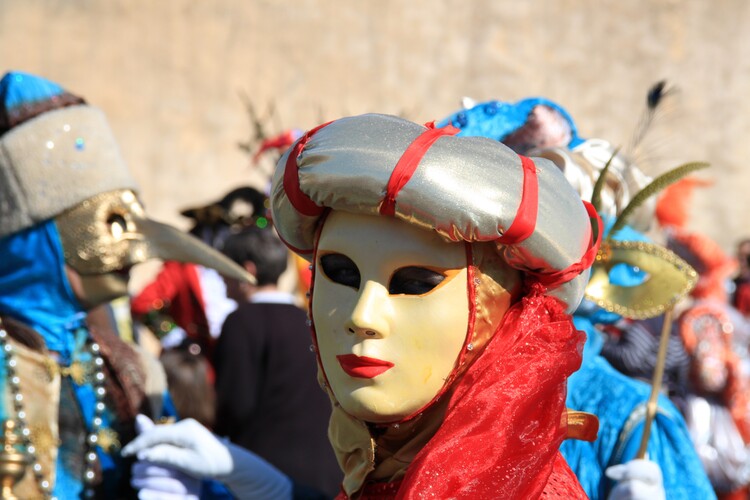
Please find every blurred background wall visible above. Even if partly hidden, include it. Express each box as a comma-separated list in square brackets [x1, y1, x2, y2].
[1, 0, 747, 290]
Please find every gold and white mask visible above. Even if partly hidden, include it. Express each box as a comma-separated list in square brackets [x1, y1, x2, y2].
[313, 211, 473, 423]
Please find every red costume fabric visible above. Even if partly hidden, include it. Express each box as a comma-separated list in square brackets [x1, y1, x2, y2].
[336, 288, 587, 499]
[733, 283, 750, 317]
[656, 177, 737, 302]
[130, 261, 211, 349]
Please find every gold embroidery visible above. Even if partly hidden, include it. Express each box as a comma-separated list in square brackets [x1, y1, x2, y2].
[28, 424, 59, 457]
[64, 362, 88, 385]
[44, 360, 94, 385]
[42, 359, 57, 383]
[96, 428, 120, 453]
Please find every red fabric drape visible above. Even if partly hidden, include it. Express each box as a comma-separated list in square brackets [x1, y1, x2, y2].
[342, 287, 587, 499]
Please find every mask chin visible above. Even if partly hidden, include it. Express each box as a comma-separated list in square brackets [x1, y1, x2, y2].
[65, 265, 129, 310]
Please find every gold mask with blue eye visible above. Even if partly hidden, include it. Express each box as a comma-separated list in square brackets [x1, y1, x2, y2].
[584, 240, 697, 319]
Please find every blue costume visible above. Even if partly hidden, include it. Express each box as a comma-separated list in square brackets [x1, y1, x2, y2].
[0, 222, 139, 498]
[0, 71, 247, 499]
[439, 98, 716, 499]
[566, 306, 715, 499]
[0, 71, 170, 499]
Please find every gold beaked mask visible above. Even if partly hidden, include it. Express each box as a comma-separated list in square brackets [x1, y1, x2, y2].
[585, 240, 697, 319]
[55, 189, 253, 282]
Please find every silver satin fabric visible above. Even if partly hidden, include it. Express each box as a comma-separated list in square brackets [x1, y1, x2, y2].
[271, 113, 593, 311]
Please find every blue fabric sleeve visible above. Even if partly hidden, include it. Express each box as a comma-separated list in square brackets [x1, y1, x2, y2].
[614, 405, 717, 499]
[201, 479, 235, 499]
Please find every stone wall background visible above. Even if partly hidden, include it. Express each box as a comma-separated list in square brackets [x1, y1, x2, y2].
[1, 0, 748, 290]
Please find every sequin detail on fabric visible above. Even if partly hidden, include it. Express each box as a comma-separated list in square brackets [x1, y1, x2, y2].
[541, 454, 589, 498]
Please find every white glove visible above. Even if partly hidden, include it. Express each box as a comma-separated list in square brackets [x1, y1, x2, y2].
[122, 415, 292, 500]
[606, 459, 666, 500]
[130, 415, 201, 500]
[132, 461, 201, 500]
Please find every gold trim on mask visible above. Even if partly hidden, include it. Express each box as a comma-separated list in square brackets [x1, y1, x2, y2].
[584, 240, 697, 319]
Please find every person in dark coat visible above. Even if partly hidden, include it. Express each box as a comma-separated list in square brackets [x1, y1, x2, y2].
[214, 226, 342, 498]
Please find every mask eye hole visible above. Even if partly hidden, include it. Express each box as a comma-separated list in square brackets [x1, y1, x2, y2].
[107, 213, 128, 239]
[319, 253, 361, 290]
[389, 266, 445, 296]
[608, 263, 650, 288]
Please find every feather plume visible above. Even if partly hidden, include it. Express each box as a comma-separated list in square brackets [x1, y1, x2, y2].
[629, 80, 675, 154]
[591, 147, 621, 213]
[608, 161, 709, 239]
[647, 81, 669, 109]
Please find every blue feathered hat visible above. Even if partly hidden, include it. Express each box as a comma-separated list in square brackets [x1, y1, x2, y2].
[437, 97, 584, 151]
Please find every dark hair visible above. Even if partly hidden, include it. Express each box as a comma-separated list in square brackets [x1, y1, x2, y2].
[160, 344, 216, 429]
[221, 226, 288, 286]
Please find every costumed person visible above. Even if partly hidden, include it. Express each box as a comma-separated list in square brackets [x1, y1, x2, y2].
[131, 185, 268, 354]
[438, 94, 716, 499]
[123, 112, 602, 498]
[0, 70, 251, 498]
[656, 179, 750, 499]
[215, 226, 341, 497]
[600, 178, 721, 410]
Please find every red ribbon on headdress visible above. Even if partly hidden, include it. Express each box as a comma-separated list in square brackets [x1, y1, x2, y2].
[532, 201, 602, 289]
[379, 122, 459, 217]
[283, 121, 332, 217]
[496, 155, 539, 245]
